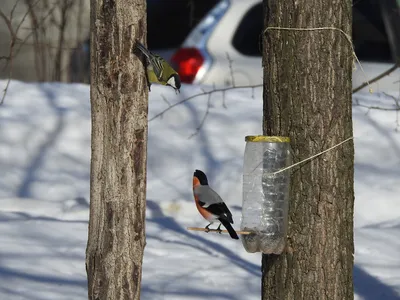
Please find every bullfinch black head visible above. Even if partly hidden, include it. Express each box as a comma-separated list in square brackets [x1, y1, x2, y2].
[194, 169, 208, 185]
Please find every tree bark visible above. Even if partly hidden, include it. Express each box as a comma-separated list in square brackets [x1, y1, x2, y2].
[86, 0, 148, 299]
[262, 1, 354, 299]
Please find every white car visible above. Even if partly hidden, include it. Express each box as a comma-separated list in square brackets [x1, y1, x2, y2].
[171, 0, 400, 93]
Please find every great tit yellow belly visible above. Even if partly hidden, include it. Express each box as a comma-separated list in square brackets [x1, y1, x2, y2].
[135, 41, 181, 93]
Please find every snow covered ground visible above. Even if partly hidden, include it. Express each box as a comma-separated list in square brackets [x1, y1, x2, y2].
[0, 80, 399, 300]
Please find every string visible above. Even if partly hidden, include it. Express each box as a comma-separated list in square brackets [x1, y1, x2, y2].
[268, 136, 354, 175]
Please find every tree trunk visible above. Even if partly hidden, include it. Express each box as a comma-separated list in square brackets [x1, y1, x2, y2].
[262, 0, 354, 299]
[86, 0, 148, 299]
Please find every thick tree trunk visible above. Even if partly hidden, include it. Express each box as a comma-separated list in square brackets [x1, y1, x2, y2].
[86, 0, 148, 299]
[262, 1, 354, 299]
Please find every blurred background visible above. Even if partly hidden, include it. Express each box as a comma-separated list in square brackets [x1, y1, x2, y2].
[0, 0, 399, 90]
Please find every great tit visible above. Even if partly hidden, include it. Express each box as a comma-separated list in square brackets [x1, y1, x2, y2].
[193, 169, 239, 239]
[135, 41, 181, 93]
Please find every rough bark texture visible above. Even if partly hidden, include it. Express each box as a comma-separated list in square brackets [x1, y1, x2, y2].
[262, 0, 354, 299]
[86, 0, 148, 299]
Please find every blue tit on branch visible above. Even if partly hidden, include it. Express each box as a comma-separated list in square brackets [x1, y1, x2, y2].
[135, 41, 181, 93]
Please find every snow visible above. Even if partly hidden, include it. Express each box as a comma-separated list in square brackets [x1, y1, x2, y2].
[1, 80, 399, 299]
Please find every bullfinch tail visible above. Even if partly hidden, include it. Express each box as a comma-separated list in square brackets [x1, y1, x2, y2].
[192, 169, 239, 240]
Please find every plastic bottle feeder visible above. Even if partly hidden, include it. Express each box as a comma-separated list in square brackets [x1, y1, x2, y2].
[241, 136, 291, 254]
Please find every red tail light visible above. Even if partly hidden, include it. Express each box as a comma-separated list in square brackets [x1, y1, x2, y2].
[171, 48, 204, 84]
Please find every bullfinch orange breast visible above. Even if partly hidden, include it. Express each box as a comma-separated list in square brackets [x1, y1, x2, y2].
[192, 169, 239, 240]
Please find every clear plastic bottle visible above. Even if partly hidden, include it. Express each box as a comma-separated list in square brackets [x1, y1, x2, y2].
[241, 136, 291, 254]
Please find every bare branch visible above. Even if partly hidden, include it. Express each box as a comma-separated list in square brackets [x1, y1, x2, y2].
[25, 0, 48, 81]
[382, 92, 400, 109]
[10, 0, 22, 18]
[54, 0, 74, 80]
[189, 93, 212, 138]
[382, 92, 400, 131]
[149, 84, 263, 122]
[0, 10, 17, 40]
[187, 227, 252, 235]
[0, 1, 22, 104]
[352, 63, 400, 93]
[226, 52, 235, 87]
[353, 102, 400, 111]
[353, 91, 400, 131]
[160, 94, 171, 107]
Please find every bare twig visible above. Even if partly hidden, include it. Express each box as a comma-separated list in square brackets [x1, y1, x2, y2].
[189, 93, 212, 138]
[226, 52, 235, 87]
[0, 1, 21, 104]
[13, 0, 44, 59]
[23, 0, 67, 81]
[187, 227, 252, 235]
[382, 92, 400, 108]
[25, 0, 46, 81]
[149, 84, 262, 122]
[74, 0, 86, 82]
[353, 92, 400, 131]
[353, 92, 400, 112]
[0, 10, 17, 40]
[352, 63, 400, 93]
[352, 102, 400, 111]
[160, 94, 172, 107]
[54, 0, 74, 80]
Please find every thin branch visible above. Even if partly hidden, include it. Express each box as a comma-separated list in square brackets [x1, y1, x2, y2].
[54, 0, 74, 81]
[25, 0, 44, 80]
[0, 1, 21, 105]
[352, 102, 400, 111]
[384, 93, 400, 130]
[0, 10, 17, 40]
[149, 84, 262, 122]
[382, 92, 400, 109]
[24, 0, 60, 81]
[160, 94, 172, 107]
[1, 76, 12, 105]
[12, 0, 42, 59]
[226, 52, 235, 87]
[187, 227, 252, 235]
[352, 63, 400, 93]
[188, 93, 212, 138]
[354, 92, 400, 131]
[10, 0, 22, 18]
[353, 92, 400, 112]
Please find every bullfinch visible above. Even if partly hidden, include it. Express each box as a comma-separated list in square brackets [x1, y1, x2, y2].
[192, 169, 239, 240]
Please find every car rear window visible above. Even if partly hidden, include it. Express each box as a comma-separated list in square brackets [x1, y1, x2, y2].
[232, 3, 263, 57]
[147, 0, 219, 49]
[353, 0, 394, 63]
